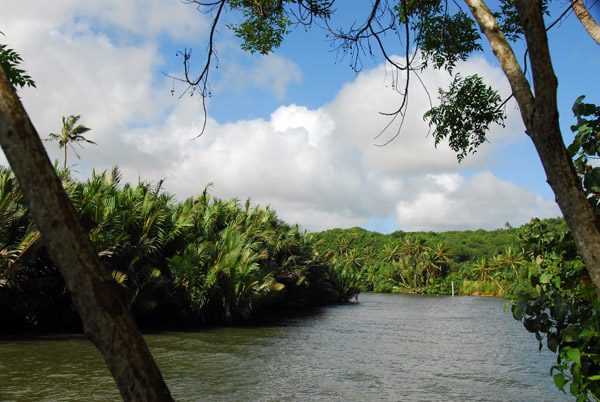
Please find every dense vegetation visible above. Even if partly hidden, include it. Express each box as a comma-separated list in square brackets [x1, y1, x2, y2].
[0, 166, 361, 332]
[312, 219, 567, 298]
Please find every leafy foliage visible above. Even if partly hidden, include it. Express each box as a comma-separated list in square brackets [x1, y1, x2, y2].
[312, 224, 530, 297]
[396, 0, 484, 72]
[226, 0, 332, 54]
[0, 43, 36, 89]
[424, 74, 506, 162]
[415, 11, 483, 72]
[512, 218, 599, 401]
[0, 165, 356, 331]
[568, 96, 600, 214]
[509, 98, 600, 401]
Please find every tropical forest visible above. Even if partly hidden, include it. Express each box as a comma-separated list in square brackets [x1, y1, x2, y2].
[3, 0, 600, 401]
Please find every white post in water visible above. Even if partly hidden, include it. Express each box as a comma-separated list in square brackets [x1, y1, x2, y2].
[451, 281, 455, 297]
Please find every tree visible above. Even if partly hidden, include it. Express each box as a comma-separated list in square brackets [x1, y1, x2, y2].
[47, 115, 95, 169]
[0, 48, 173, 400]
[571, 0, 600, 45]
[471, 257, 491, 283]
[500, 245, 525, 278]
[182, 0, 600, 297]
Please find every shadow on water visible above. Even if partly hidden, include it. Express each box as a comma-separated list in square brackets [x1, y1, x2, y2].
[0, 293, 570, 402]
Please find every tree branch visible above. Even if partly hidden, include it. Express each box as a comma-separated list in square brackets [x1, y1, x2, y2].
[464, 0, 534, 133]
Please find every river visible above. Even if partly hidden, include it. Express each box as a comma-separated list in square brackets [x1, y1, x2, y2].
[0, 293, 570, 401]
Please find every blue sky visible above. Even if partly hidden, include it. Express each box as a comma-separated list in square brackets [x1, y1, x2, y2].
[2, 0, 599, 233]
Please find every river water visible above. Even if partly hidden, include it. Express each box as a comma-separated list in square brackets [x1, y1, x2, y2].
[0, 293, 570, 401]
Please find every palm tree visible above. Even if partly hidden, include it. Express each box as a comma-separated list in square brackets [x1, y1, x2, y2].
[47, 115, 95, 169]
[472, 258, 492, 283]
[500, 245, 526, 278]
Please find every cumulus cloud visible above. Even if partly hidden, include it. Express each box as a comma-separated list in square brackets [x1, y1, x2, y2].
[394, 172, 559, 232]
[1, 1, 561, 233]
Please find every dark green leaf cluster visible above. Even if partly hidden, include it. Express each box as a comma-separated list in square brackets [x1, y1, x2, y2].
[0, 165, 355, 332]
[227, 0, 290, 55]
[395, 0, 442, 25]
[512, 217, 599, 401]
[395, 1, 482, 72]
[0, 43, 36, 89]
[510, 99, 600, 399]
[568, 96, 600, 214]
[226, 0, 332, 54]
[424, 74, 506, 162]
[416, 12, 483, 72]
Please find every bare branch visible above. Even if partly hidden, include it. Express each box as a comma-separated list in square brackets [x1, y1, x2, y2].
[167, 0, 227, 137]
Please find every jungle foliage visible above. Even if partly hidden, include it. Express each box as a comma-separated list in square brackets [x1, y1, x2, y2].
[509, 97, 600, 402]
[312, 220, 567, 297]
[0, 166, 360, 332]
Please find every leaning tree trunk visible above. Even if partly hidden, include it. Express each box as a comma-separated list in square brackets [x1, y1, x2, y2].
[572, 0, 600, 46]
[0, 68, 173, 401]
[465, 0, 600, 295]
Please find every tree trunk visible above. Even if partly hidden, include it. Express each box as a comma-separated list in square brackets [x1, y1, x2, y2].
[572, 0, 600, 46]
[0, 68, 173, 401]
[516, 0, 600, 293]
[465, 0, 600, 295]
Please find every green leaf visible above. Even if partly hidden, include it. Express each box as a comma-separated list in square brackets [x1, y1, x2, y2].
[512, 298, 527, 321]
[562, 325, 581, 343]
[584, 168, 600, 193]
[554, 373, 566, 392]
[570, 383, 578, 397]
[547, 335, 559, 353]
[0, 43, 36, 89]
[553, 276, 561, 289]
[539, 272, 552, 284]
[566, 347, 581, 367]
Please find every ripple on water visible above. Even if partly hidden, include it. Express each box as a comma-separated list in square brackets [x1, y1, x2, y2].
[0, 293, 570, 402]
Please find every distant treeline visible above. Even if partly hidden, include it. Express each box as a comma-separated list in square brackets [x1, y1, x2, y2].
[311, 218, 569, 297]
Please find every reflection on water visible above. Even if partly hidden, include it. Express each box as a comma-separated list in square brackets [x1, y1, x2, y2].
[0, 294, 570, 401]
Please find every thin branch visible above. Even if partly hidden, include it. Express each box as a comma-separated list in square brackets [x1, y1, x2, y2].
[167, 0, 227, 137]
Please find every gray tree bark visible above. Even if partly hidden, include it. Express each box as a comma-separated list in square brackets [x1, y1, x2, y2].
[0, 67, 173, 401]
[465, 0, 600, 295]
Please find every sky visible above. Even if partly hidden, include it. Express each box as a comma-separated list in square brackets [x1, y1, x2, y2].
[1, 0, 599, 233]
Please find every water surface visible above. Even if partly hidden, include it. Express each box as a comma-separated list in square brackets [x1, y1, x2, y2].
[0, 293, 569, 401]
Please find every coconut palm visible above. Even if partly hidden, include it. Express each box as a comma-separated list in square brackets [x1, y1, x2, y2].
[472, 258, 492, 283]
[47, 115, 95, 169]
[421, 248, 443, 284]
[500, 245, 526, 278]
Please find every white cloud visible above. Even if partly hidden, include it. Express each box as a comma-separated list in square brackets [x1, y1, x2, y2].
[394, 171, 560, 231]
[1, 2, 560, 233]
[216, 53, 302, 100]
